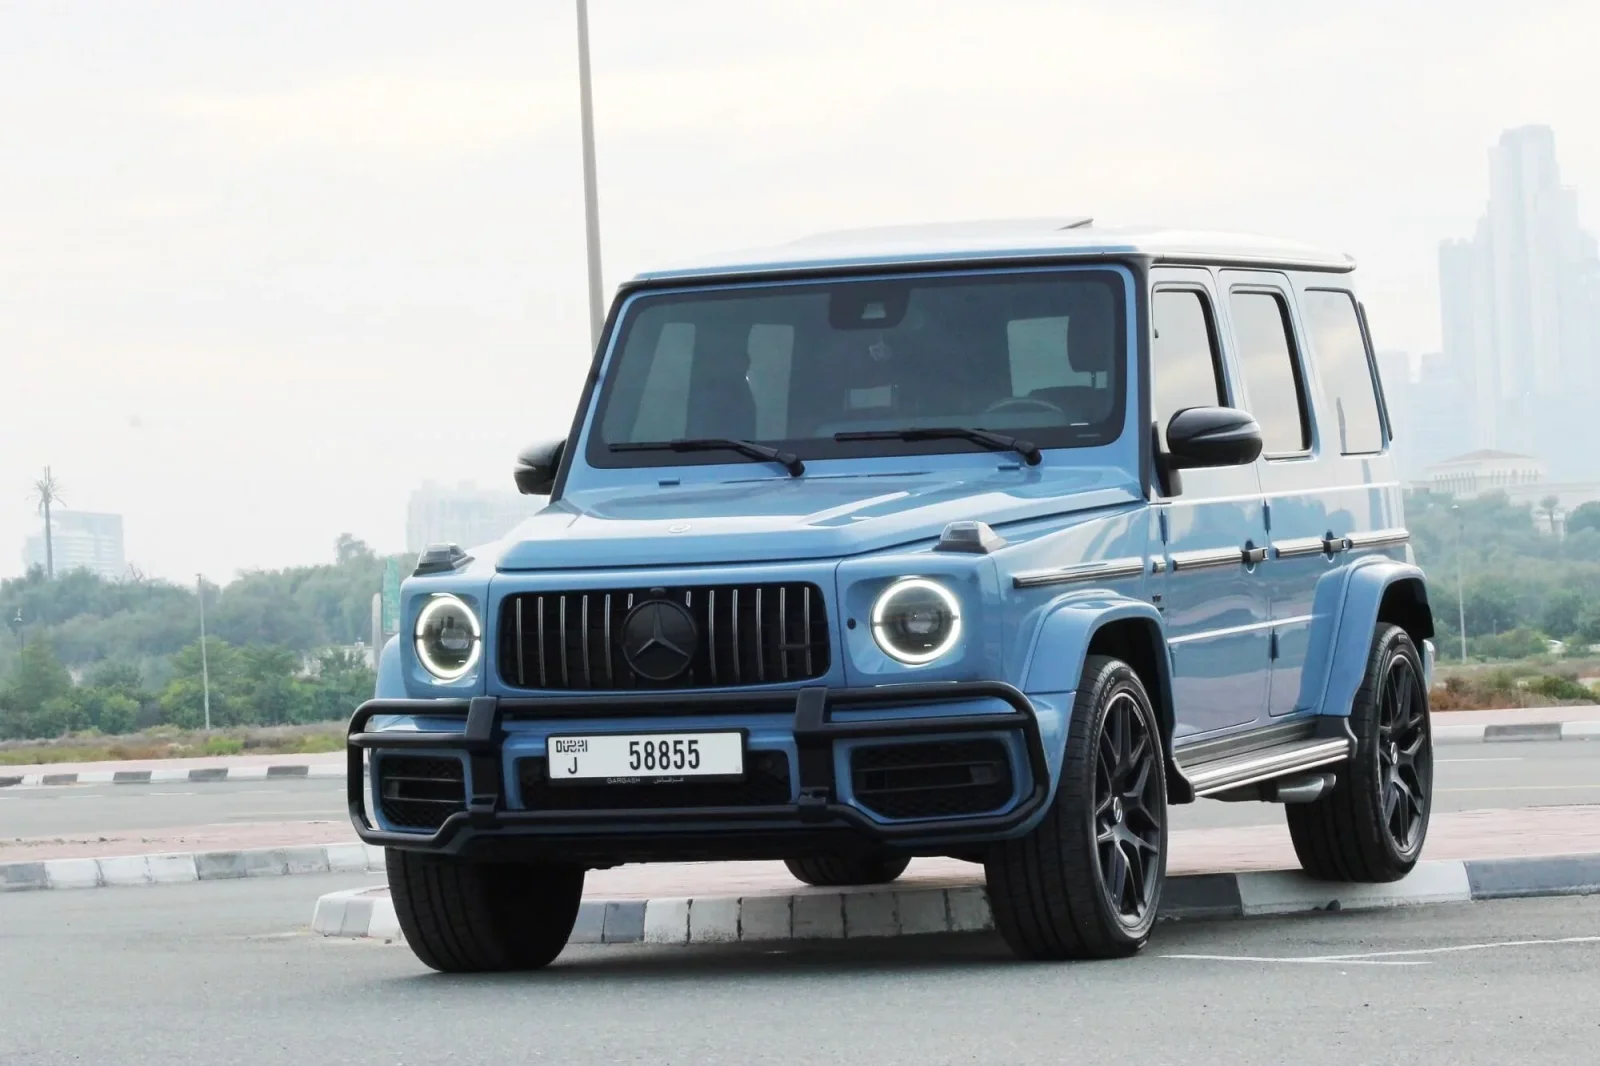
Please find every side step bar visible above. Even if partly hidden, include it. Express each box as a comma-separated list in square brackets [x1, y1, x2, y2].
[1174, 718, 1353, 799]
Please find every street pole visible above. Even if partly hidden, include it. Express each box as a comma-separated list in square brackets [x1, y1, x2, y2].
[1452, 506, 1468, 663]
[196, 574, 212, 731]
[576, 0, 605, 352]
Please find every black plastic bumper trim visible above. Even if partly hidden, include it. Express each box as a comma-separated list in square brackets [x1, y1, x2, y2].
[346, 681, 1048, 853]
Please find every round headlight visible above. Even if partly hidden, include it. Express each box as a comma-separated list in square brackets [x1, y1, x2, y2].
[870, 578, 962, 665]
[414, 594, 481, 680]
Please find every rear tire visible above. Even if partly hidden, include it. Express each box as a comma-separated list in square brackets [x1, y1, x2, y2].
[386, 848, 585, 973]
[1287, 624, 1433, 882]
[985, 655, 1168, 960]
[783, 853, 910, 887]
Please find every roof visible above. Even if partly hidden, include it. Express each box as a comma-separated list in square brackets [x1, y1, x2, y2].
[629, 218, 1356, 284]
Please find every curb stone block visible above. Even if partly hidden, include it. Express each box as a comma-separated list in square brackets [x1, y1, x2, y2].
[689, 896, 740, 943]
[792, 892, 845, 939]
[363, 845, 387, 871]
[147, 853, 199, 884]
[1465, 854, 1600, 899]
[112, 770, 152, 784]
[267, 765, 309, 778]
[601, 900, 646, 944]
[97, 856, 152, 887]
[368, 897, 401, 940]
[946, 886, 993, 932]
[896, 888, 952, 936]
[642, 898, 690, 945]
[570, 901, 605, 944]
[1485, 722, 1562, 742]
[325, 843, 370, 874]
[843, 890, 898, 938]
[45, 858, 101, 889]
[189, 767, 229, 781]
[280, 846, 332, 876]
[244, 850, 290, 877]
[1236, 860, 1472, 916]
[1567, 721, 1600, 739]
[1, 862, 48, 890]
[737, 895, 792, 941]
[1161, 872, 1245, 920]
[195, 851, 250, 880]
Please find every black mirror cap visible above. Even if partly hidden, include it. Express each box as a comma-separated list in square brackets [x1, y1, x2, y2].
[514, 438, 565, 496]
[1165, 407, 1264, 469]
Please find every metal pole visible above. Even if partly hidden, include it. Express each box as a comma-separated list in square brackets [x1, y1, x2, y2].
[576, 0, 605, 351]
[197, 574, 212, 731]
[1453, 507, 1468, 663]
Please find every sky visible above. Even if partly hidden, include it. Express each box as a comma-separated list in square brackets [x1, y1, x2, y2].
[2, 0, 1597, 584]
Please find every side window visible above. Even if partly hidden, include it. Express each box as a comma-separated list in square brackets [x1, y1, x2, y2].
[1302, 290, 1384, 454]
[1150, 289, 1225, 449]
[1228, 290, 1310, 454]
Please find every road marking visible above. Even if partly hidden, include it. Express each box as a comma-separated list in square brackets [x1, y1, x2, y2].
[1165, 935, 1600, 968]
[1163, 954, 1424, 966]
[1436, 757, 1524, 763]
[1437, 784, 1600, 793]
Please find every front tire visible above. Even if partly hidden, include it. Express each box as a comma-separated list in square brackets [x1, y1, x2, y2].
[783, 853, 911, 887]
[386, 849, 585, 973]
[1287, 624, 1433, 882]
[986, 655, 1168, 960]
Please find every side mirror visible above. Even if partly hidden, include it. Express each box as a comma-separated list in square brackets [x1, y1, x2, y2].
[1165, 407, 1263, 470]
[514, 438, 565, 496]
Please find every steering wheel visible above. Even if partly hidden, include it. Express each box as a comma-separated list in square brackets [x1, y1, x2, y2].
[981, 396, 1067, 418]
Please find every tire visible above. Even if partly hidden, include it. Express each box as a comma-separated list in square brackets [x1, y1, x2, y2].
[386, 848, 585, 973]
[783, 853, 911, 887]
[985, 655, 1168, 961]
[1287, 624, 1433, 882]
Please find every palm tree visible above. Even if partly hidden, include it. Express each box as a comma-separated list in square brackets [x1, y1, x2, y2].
[1538, 494, 1562, 538]
[30, 467, 65, 579]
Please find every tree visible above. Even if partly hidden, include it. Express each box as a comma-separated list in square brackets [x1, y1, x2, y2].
[1569, 501, 1600, 538]
[1, 637, 74, 738]
[30, 467, 65, 579]
[1541, 590, 1585, 641]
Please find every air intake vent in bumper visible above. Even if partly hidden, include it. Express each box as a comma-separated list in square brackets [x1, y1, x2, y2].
[850, 740, 1013, 821]
[377, 755, 466, 831]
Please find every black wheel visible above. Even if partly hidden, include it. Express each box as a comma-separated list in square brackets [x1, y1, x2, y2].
[783, 853, 911, 887]
[1287, 624, 1433, 882]
[985, 655, 1167, 960]
[386, 848, 585, 973]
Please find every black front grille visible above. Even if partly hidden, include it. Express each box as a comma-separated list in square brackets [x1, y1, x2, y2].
[851, 740, 1013, 821]
[377, 755, 466, 831]
[517, 750, 792, 810]
[498, 584, 830, 691]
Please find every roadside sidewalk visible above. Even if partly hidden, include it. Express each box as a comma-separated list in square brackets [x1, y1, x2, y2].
[7, 804, 1600, 893]
[3, 704, 1596, 789]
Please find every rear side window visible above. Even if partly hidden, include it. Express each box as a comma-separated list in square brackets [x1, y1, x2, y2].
[1302, 290, 1384, 454]
[1150, 290, 1226, 449]
[1228, 291, 1310, 454]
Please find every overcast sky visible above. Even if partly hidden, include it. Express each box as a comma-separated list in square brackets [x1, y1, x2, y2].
[2, 0, 1596, 584]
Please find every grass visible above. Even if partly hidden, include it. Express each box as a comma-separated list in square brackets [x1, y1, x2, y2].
[0, 722, 347, 766]
[1431, 658, 1600, 711]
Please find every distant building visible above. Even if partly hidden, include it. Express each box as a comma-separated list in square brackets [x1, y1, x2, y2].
[1399, 352, 1474, 480]
[1421, 450, 1600, 536]
[405, 482, 545, 554]
[1437, 126, 1600, 475]
[22, 510, 126, 580]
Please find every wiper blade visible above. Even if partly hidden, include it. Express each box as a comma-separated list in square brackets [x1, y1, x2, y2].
[610, 437, 805, 477]
[834, 427, 1042, 466]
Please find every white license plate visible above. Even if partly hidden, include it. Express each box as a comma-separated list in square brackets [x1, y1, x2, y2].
[547, 732, 744, 783]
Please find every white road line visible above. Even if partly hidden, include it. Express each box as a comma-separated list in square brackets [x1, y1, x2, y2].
[1437, 784, 1600, 793]
[1162, 954, 1424, 966]
[1309, 935, 1600, 962]
[1436, 757, 1525, 763]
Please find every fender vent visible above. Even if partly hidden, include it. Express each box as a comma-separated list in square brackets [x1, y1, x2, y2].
[850, 740, 1013, 821]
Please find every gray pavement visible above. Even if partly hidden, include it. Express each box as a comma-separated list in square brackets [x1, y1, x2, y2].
[2, 872, 1599, 1065]
[2, 741, 1594, 840]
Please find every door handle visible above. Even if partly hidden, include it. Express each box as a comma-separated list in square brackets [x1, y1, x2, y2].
[1241, 544, 1268, 566]
[1322, 534, 1352, 555]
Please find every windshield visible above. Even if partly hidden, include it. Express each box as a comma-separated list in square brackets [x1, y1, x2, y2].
[586, 268, 1127, 469]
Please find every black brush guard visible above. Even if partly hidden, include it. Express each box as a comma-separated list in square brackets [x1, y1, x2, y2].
[346, 682, 1049, 859]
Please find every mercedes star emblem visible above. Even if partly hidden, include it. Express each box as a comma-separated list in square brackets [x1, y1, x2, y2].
[621, 598, 699, 681]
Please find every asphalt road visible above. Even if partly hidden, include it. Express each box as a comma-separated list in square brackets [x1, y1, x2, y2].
[2, 872, 1598, 1065]
[2, 740, 1596, 839]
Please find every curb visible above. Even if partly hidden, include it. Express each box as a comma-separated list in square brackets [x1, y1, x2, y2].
[0, 842, 385, 891]
[0, 763, 346, 789]
[313, 853, 1600, 947]
[1432, 720, 1600, 744]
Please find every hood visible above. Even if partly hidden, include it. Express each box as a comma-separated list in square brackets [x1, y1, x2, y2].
[492, 466, 1140, 571]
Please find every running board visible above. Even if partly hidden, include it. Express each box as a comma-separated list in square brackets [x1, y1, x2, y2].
[1174, 718, 1353, 799]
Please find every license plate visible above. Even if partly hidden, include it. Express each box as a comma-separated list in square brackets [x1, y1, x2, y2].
[547, 732, 744, 783]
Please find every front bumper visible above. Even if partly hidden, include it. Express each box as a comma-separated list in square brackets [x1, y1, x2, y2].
[346, 682, 1049, 862]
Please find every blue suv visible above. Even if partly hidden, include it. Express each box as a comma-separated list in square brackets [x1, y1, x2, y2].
[348, 218, 1437, 971]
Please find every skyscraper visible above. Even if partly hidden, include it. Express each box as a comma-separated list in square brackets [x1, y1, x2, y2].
[22, 511, 126, 580]
[1437, 126, 1600, 475]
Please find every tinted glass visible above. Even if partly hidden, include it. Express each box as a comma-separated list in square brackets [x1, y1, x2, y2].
[1150, 289, 1225, 449]
[1303, 289, 1384, 454]
[1229, 290, 1309, 453]
[591, 271, 1126, 467]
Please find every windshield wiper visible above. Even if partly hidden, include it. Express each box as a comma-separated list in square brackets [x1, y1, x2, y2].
[611, 438, 805, 477]
[834, 427, 1042, 466]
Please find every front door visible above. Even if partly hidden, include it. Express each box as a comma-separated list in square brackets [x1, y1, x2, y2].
[1148, 269, 1271, 740]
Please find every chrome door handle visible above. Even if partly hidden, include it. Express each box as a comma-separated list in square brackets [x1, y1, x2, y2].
[1241, 544, 1268, 565]
[1322, 534, 1352, 554]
